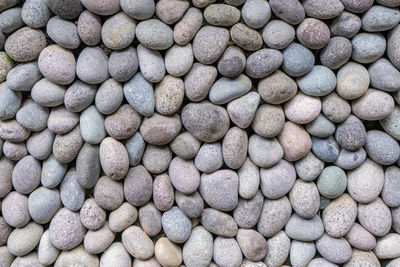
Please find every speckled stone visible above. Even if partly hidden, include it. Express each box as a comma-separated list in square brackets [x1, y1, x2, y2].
[184, 63, 217, 102]
[38, 230, 60, 265]
[233, 190, 264, 228]
[54, 245, 99, 267]
[76, 46, 109, 85]
[335, 115, 366, 151]
[0, 158, 13, 198]
[136, 19, 173, 50]
[285, 213, 324, 241]
[5, 27, 46, 62]
[95, 79, 123, 115]
[290, 240, 316, 267]
[201, 208, 238, 237]
[261, 159, 296, 199]
[351, 33, 386, 64]
[124, 72, 155, 116]
[124, 165, 153, 206]
[336, 62, 370, 100]
[47, 0, 82, 20]
[230, 23, 263, 52]
[320, 37, 352, 70]
[217, 46, 245, 78]
[2, 191, 30, 228]
[352, 89, 394, 121]
[388, 25, 400, 70]
[53, 125, 83, 164]
[193, 26, 229, 64]
[222, 127, 248, 169]
[316, 234, 352, 264]
[47, 106, 79, 134]
[26, 129, 53, 159]
[170, 132, 200, 160]
[46, 16, 80, 49]
[64, 80, 96, 113]
[99, 137, 129, 180]
[7, 222, 43, 256]
[204, 4, 240, 26]
[162, 206, 191, 243]
[306, 114, 336, 138]
[100, 242, 131, 267]
[322, 93, 351, 123]
[312, 136, 340, 163]
[295, 152, 324, 181]
[317, 166, 347, 199]
[245, 49, 283, 79]
[28, 187, 61, 224]
[22, 0, 51, 28]
[290, 179, 320, 219]
[12, 155, 41, 194]
[0, 119, 30, 142]
[213, 237, 242, 267]
[101, 12, 136, 50]
[182, 226, 213, 267]
[334, 147, 366, 170]
[237, 229, 267, 261]
[242, 0, 271, 29]
[331, 11, 362, 38]
[109, 202, 138, 233]
[15, 99, 49, 131]
[175, 191, 204, 219]
[269, 0, 305, 25]
[296, 18, 331, 49]
[194, 142, 223, 173]
[60, 169, 85, 211]
[365, 130, 400, 165]
[264, 231, 291, 267]
[41, 154, 67, 188]
[125, 133, 145, 167]
[153, 174, 174, 211]
[282, 43, 315, 77]
[228, 92, 260, 129]
[257, 196, 291, 237]
[139, 203, 162, 237]
[77, 10, 101, 46]
[358, 198, 392, 237]
[345, 223, 376, 251]
[80, 198, 106, 231]
[94, 176, 123, 211]
[140, 113, 182, 145]
[249, 135, 283, 168]
[278, 121, 312, 161]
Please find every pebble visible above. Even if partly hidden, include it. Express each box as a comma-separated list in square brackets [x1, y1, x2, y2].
[296, 18, 331, 49]
[257, 196, 291, 237]
[341, 0, 374, 13]
[282, 43, 315, 77]
[80, 198, 106, 231]
[136, 19, 173, 50]
[209, 74, 252, 104]
[46, 16, 80, 49]
[242, 0, 271, 29]
[230, 23, 263, 52]
[7, 222, 43, 256]
[297, 65, 336, 96]
[358, 198, 392, 237]
[331, 11, 362, 38]
[237, 229, 267, 261]
[125, 133, 145, 166]
[170, 132, 200, 160]
[124, 72, 155, 116]
[140, 113, 182, 145]
[162, 206, 191, 243]
[165, 44, 193, 77]
[351, 33, 387, 64]
[0, 53, 13, 83]
[93, 177, 122, 210]
[0, 83, 21, 121]
[173, 7, 203, 46]
[233, 190, 263, 228]
[362, 5, 400, 32]
[336, 62, 370, 100]
[11, 252, 43, 267]
[142, 145, 172, 174]
[269, 0, 305, 25]
[182, 226, 213, 267]
[137, 44, 165, 83]
[3, 141, 26, 161]
[124, 165, 153, 206]
[60, 169, 85, 211]
[100, 242, 131, 267]
[77, 10, 101, 46]
[308, 258, 339, 267]
[295, 152, 324, 181]
[15, 99, 48, 131]
[54, 245, 99, 267]
[264, 231, 291, 267]
[64, 80, 96, 112]
[261, 159, 296, 199]
[84, 223, 115, 254]
[320, 37, 352, 70]
[0, 8, 22, 34]
[155, 76, 184, 115]
[227, 92, 260, 129]
[290, 240, 316, 267]
[76, 46, 109, 85]
[2, 191, 30, 228]
[102, 12, 136, 50]
[217, 46, 246, 78]
[28, 187, 61, 224]
[246, 49, 283, 79]
[156, 0, 188, 24]
[53, 125, 83, 164]
[105, 104, 141, 139]
[258, 70, 297, 105]
[322, 93, 352, 123]
[99, 137, 129, 180]
[154, 237, 182, 267]
[47, 106, 79, 134]
[369, 58, 400, 92]
[204, 4, 240, 26]
[388, 25, 400, 69]
[41, 155, 67, 188]
[306, 114, 336, 138]
[303, 0, 344, 19]
[12, 155, 41, 194]
[382, 166, 400, 207]
[47, 0, 82, 20]
[6, 61, 41, 92]
[213, 237, 242, 267]
[193, 26, 229, 64]
[312, 136, 340, 162]
[201, 208, 237, 237]
[316, 234, 352, 264]
[222, 127, 247, 169]
[374, 233, 400, 259]
[285, 213, 324, 241]
[38, 230, 60, 265]
[334, 147, 367, 170]
[184, 63, 217, 102]
[248, 134, 283, 168]
[335, 115, 366, 151]
[317, 166, 347, 199]
[175, 191, 204, 218]
[120, 0, 155, 20]
[80, 0, 120, 16]
[278, 121, 312, 161]
[21, 0, 49, 28]
[352, 89, 394, 120]
[194, 142, 223, 173]
[108, 47, 138, 82]
[345, 223, 376, 251]
[153, 174, 174, 211]
[0, 158, 13, 198]
[284, 93, 321, 124]
[139, 203, 162, 237]
[49, 208, 85, 250]
[0, 119, 30, 142]
[345, 250, 381, 267]
[76, 143, 100, 189]
[365, 130, 400, 165]
[95, 79, 123, 115]
[290, 179, 320, 218]
[109, 202, 138, 233]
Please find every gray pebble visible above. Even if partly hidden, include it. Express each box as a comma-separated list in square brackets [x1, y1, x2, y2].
[351, 33, 386, 64]
[303, 0, 344, 19]
[76, 46, 109, 85]
[358, 198, 392, 237]
[265, 231, 291, 267]
[139, 203, 162, 237]
[109, 202, 138, 233]
[230, 23, 263, 51]
[217, 46, 246, 78]
[60, 169, 85, 211]
[2, 191, 30, 228]
[94, 176, 124, 211]
[162, 206, 191, 243]
[0, 8, 23, 34]
[346, 249, 381, 266]
[261, 159, 296, 199]
[317, 166, 347, 199]
[248, 134, 283, 168]
[169, 157, 199, 194]
[322, 92, 351, 122]
[121, 0, 155, 20]
[242, 0, 271, 29]
[170, 132, 200, 160]
[341, 0, 374, 13]
[7, 222, 43, 257]
[84, 223, 115, 255]
[194, 142, 223, 173]
[12, 155, 41, 194]
[80, 106, 106, 144]
[388, 25, 400, 70]
[352, 89, 394, 120]
[0, 83, 21, 120]
[77, 10, 102, 46]
[80, 198, 106, 230]
[308, 258, 338, 267]
[296, 18, 331, 50]
[237, 229, 267, 261]
[285, 213, 324, 241]
[54, 245, 99, 266]
[284, 93, 321, 124]
[140, 113, 181, 145]
[383, 166, 400, 207]
[237, 158, 259, 199]
[269, 0, 305, 25]
[49, 208, 85, 250]
[222, 127, 247, 169]
[95, 79, 123, 115]
[124, 72, 155, 116]
[365, 130, 400, 165]
[174, 7, 203, 45]
[369, 58, 400, 92]
[0, 157, 13, 198]
[258, 70, 297, 104]
[100, 242, 131, 267]
[47, 0, 83, 20]
[375, 233, 400, 259]
[0, 0, 19, 12]
[182, 226, 213, 267]
[262, 20, 295, 50]
[125, 132, 145, 166]
[3, 141, 26, 161]
[290, 180, 320, 219]
[246, 49, 283, 79]
[104, 104, 141, 140]
[136, 19, 173, 50]
[11, 252, 43, 267]
[233, 191, 263, 228]
[16, 99, 49, 131]
[320, 37, 352, 70]
[362, 5, 400, 32]
[201, 208, 237, 237]
[6, 61, 42, 92]
[28, 187, 61, 224]
[102, 12, 136, 50]
[331, 11, 362, 38]
[213, 237, 242, 267]
[257, 196, 291, 237]
[204, 4, 240, 26]
[335, 115, 366, 151]
[155, 75, 184, 115]
[99, 137, 129, 180]
[306, 114, 336, 138]
[47, 106, 79, 134]
[80, 0, 120, 16]
[297, 65, 336, 96]
[76, 142, 100, 189]
[184, 63, 217, 102]
[227, 92, 260, 129]
[41, 155, 66, 188]
[316, 234, 352, 264]
[137, 44, 165, 83]
[282, 43, 315, 77]
[312, 136, 340, 163]
[193, 26, 229, 64]
[199, 169, 238, 211]
[46, 16, 80, 49]
[290, 240, 316, 267]
[124, 165, 153, 206]
[156, 0, 189, 24]
[64, 80, 96, 113]
[295, 152, 324, 181]
[345, 223, 376, 251]
[165, 44, 193, 77]
[142, 145, 172, 174]
[334, 147, 366, 170]
[0, 119, 30, 142]
[38, 230, 60, 265]
[209, 74, 252, 104]
[153, 174, 174, 211]
[175, 191, 204, 218]
[108, 47, 138, 82]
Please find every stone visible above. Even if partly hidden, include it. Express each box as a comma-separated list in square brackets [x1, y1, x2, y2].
[345, 223, 376, 251]
[295, 152, 324, 181]
[95, 79, 123, 115]
[351, 33, 386, 64]
[341, 0, 374, 13]
[125, 133, 146, 166]
[60, 169, 85, 211]
[124, 72, 155, 116]
[6, 61, 41, 92]
[109, 47, 138, 82]
[154, 237, 182, 267]
[47, 106, 79, 134]
[222, 127, 247, 169]
[47, 0, 82, 20]
[169, 157, 200, 194]
[76, 46, 109, 85]
[233, 191, 264, 228]
[165, 44, 193, 77]
[135, 43, 164, 82]
[184, 63, 217, 102]
[80, 106, 106, 144]
[201, 208, 238, 237]
[5, 27, 46, 62]
[316, 234, 352, 264]
[99, 137, 129, 180]
[237, 229, 267, 261]
[245, 49, 283, 79]
[0, 8, 23, 34]
[282, 43, 315, 77]
[94, 176, 124, 211]
[0, 119, 30, 142]
[175, 191, 204, 219]
[257, 196, 291, 237]
[174, 7, 203, 45]
[53, 125, 83, 164]
[296, 18, 331, 50]
[156, 0, 188, 24]
[285, 214, 324, 241]
[54, 246, 99, 267]
[290, 240, 316, 267]
[335, 115, 366, 151]
[0, 158, 13, 198]
[261, 159, 296, 199]
[162, 206, 191, 243]
[170, 132, 200, 160]
[317, 166, 347, 198]
[41, 155, 67, 188]
[248, 135, 283, 168]
[105, 104, 141, 140]
[139, 203, 162, 237]
[3, 141, 27, 161]
[12, 155, 41, 194]
[2, 191, 30, 228]
[365, 130, 400, 165]
[334, 148, 367, 170]
[362, 5, 400, 32]
[153, 174, 174, 211]
[64, 80, 96, 113]
[242, 0, 271, 29]
[120, 0, 155, 20]
[358, 198, 392, 237]
[344, 250, 380, 267]
[80, 198, 106, 231]
[46, 16, 80, 49]
[38, 230, 60, 265]
[204, 4, 240, 26]
[109, 202, 138, 233]
[77, 10, 102, 46]
[155, 76, 184, 115]
[194, 142, 223, 173]
[80, 0, 120, 16]
[262, 20, 295, 50]
[142, 145, 171, 174]
[140, 113, 182, 145]
[374, 233, 400, 259]
[336, 62, 370, 100]
[322, 93, 351, 123]
[278, 121, 312, 161]
[7, 222, 43, 256]
[84, 223, 115, 254]
[306, 114, 336, 138]
[100, 242, 131, 267]
[28, 187, 61, 224]
[264, 231, 291, 267]
[388, 25, 400, 69]
[352, 89, 394, 121]
[213, 237, 242, 267]
[369, 58, 400, 93]
[20, 130, 51, 160]
[284, 93, 321, 124]
[331, 11, 362, 38]
[269, 0, 305, 25]
[15, 99, 48, 131]
[297, 65, 336, 96]
[136, 19, 173, 50]
[303, 0, 344, 19]
[124, 165, 153, 206]
[290, 180, 320, 219]
[101, 12, 136, 50]
[230, 23, 263, 51]
[193, 26, 229, 64]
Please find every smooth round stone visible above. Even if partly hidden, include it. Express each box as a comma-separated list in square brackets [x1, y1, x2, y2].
[282, 43, 315, 77]
[320, 37, 352, 70]
[0, 8, 22, 33]
[257, 196, 291, 237]
[278, 121, 312, 161]
[155, 0, 188, 24]
[345, 250, 380, 267]
[0, 53, 13, 84]
[369, 58, 400, 92]
[94, 176, 123, 211]
[199, 170, 238, 211]
[76, 143, 100, 189]
[383, 166, 400, 207]
[317, 166, 347, 199]
[296, 18, 330, 50]
[358, 198, 392, 237]
[323, 194, 357, 238]
[345, 223, 376, 251]
[248, 135, 283, 168]
[331, 11, 362, 38]
[352, 89, 394, 120]
[265, 231, 291, 267]
[181, 101, 229, 142]
[351, 33, 386, 64]
[374, 233, 400, 259]
[6, 61, 41, 92]
[64, 81, 96, 113]
[284, 93, 321, 124]
[60, 169, 85, 211]
[55, 246, 99, 267]
[124, 165, 153, 206]
[16, 100, 48, 131]
[120, 0, 154, 20]
[184, 63, 217, 102]
[12, 155, 41, 194]
[5, 26, 46, 62]
[246, 49, 283, 79]
[0, 158, 13, 198]
[336, 62, 369, 100]
[38, 45, 76, 85]
[204, 4, 240, 26]
[295, 152, 324, 181]
[183, 226, 213, 267]
[341, 0, 373, 12]
[194, 142, 223, 173]
[377, 0, 400, 6]
[26, 129, 53, 160]
[388, 25, 400, 69]
[217, 46, 246, 78]
[175, 191, 204, 218]
[142, 145, 172, 174]
[362, 5, 400, 32]
[137, 44, 165, 83]
[80, 0, 120, 15]
[10, 253, 41, 267]
[154, 238, 182, 267]
[0, 83, 21, 120]
[269, 0, 305, 25]
[49, 208, 85, 250]
[303, 0, 343, 19]
[285, 213, 324, 241]
[262, 20, 295, 51]
[306, 114, 336, 138]
[365, 130, 400, 165]
[242, 0, 271, 29]
[140, 113, 181, 145]
[79, 106, 106, 145]
[233, 191, 263, 228]
[155, 76, 184, 115]
[230, 23, 263, 52]
[38, 230, 60, 265]
[28, 187, 61, 224]
[77, 10, 101, 46]
[209, 74, 252, 105]
[170, 132, 200, 160]
[153, 174, 174, 211]
[76, 46, 109, 85]
[297, 65, 336, 96]
[3, 141, 26, 161]
[41, 155, 66, 188]
[201, 208, 237, 237]
[290, 241, 316, 267]
[46, 16, 80, 49]
[348, 159, 384, 203]
[124, 72, 155, 116]
[308, 258, 339, 267]
[222, 127, 248, 169]
[173, 8, 202, 46]
[258, 70, 297, 104]
[47, 107, 79, 134]
[334, 148, 366, 170]
[228, 92, 260, 129]
[100, 242, 131, 267]
[139, 203, 162, 237]
[136, 19, 173, 50]
[47, 0, 81, 20]
[2, 191, 30, 228]
[261, 159, 295, 199]
[192, 0, 216, 7]
[99, 137, 129, 180]
[0, 119, 30, 142]
[101, 12, 136, 50]
[312, 136, 340, 162]
[125, 133, 145, 166]
[80, 198, 106, 231]
[316, 234, 352, 264]
[193, 26, 229, 64]
[84, 223, 115, 254]
[162, 206, 191, 243]
[109, 202, 138, 233]
[237, 229, 267, 261]
[8, 222, 43, 256]
[105, 104, 141, 139]
[108, 48, 138, 82]
[335, 115, 366, 151]
[290, 180, 320, 219]
[213, 237, 242, 267]
[322, 93, 351, 123]
[0, 0, 19, 12]
[95, 79, 123, 115]
[164, 44, 193, 77]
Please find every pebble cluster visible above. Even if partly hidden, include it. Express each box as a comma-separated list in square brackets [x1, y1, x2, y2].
[1, 0, 400, 266]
